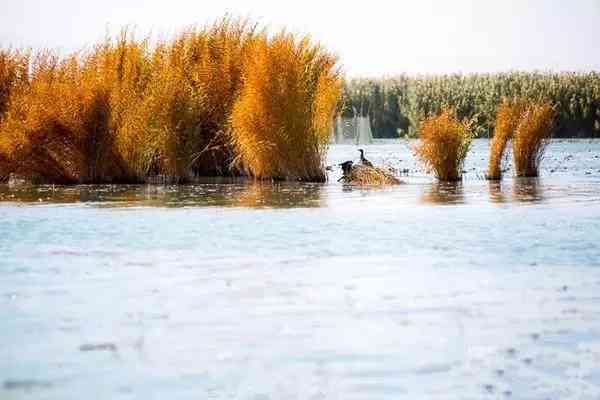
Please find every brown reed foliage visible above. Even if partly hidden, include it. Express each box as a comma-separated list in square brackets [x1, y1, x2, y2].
[0, 152, 8, 182]
[230, 33, 341, 181]
[486, 99, 527, 180]
[0, 18, 340, 184]
[118, 19, 258, 179]
[414, 108, 475, 181]
[0, 49, 30, 121]
[0, 49, 129, 183]
[512, 102, 555, 177]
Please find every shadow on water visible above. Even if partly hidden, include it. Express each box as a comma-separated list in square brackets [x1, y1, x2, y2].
[488, 178, 544, 204]
[488, 181, 507, 204]
[512, 177, 544, 203]
[420, 181, 465, 205]
[0, 181, 326, 209]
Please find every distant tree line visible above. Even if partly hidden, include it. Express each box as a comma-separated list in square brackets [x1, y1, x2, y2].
[341, 72, 600, 138]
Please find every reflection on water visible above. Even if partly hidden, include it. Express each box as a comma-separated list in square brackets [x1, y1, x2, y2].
[0, 177, 576, 208]
[513, 177, 543, 203]
[488, 178, 545, 204]
[488, 181, 507, 204]
[0, 182, 326, 209]
[233, 183, 325, 208]
[421, 182, 465, 204]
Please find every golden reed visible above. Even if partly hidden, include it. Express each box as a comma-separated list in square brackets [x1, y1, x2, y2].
[0, 18, 341, 184]
[414, 108, 475, 181]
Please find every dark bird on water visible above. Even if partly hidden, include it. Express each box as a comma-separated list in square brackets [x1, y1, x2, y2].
[339, 160, 354, 175]
[358, 149, 373, 167]
[338, 161, 354, 182]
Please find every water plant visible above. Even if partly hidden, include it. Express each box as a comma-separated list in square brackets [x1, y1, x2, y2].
[0, 49, 130, 183]
[414, 108, 475, 181]
[0, 18, 341, 184]
[486, 99, 527, 180]
[0, 49, 30, 121]
[343, 73, 600, 138]
[230, 33, 341, 181]
[512, 102, 555, 177]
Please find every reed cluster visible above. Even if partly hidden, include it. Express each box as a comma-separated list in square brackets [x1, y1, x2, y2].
[0, 49, 30, 121]
[231, 33, 341, 181]
[414, 108, 475, 181]
[512, 102, 555, 177]
[486, 99, 527, 180]
[0, 18, 341, 184]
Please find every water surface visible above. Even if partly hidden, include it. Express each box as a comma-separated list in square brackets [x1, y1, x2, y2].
[2, 140, 600, 399]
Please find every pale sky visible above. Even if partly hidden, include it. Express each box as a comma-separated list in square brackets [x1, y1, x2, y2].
[1, 0, 599, 76]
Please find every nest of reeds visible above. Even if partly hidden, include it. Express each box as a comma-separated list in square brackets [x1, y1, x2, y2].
[340, 164, 401, 185]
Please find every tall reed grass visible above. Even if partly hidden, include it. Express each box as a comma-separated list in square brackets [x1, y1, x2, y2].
[0, 49, 30, 121]
[414, 108, 475, 181]
[0, 48, 129, 183]
[344, 72, 600, 138]
[231, 33, 340, 181]
[512, 102, 555, 177]
[0, 18, 341, 184]
[486, 99, 527, 180]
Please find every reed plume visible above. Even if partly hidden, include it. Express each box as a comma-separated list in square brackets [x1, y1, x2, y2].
[0, 18, 340, 184]
[486, 99, 527, 180]
[512, 102, 555, 177]
[230, 32, 341, 181]
[414, 108, 475, 181]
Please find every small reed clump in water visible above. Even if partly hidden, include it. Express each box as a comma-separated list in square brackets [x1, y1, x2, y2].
[487, 99, 527, 180]
[414, 108, 475, 181]
[0, 18, 341, 184]
[340, 164, 401, 185]
[487, 99, 555, 179]
[512, 102, 555, 177]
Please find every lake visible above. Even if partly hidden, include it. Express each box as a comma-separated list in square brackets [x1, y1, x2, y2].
[1, 140, 600, 399]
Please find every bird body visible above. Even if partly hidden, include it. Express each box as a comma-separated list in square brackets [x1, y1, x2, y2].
[338, 160, 354, 182]
[358, 149, 373, 167]
[339, 161, 354, 175]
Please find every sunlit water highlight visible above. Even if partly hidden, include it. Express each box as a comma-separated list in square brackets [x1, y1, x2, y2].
[1, 140, 600, 399]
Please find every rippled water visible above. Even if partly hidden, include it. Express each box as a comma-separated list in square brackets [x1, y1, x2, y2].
[1, 140, 600, 399]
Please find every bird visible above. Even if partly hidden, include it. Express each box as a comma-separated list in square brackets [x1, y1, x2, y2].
[338, 160, 354, 182]
[339, 160, 354, 175]
[358, 149, 373, 167]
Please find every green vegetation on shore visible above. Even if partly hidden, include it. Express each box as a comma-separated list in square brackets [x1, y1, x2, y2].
[342, 73, 600, 138]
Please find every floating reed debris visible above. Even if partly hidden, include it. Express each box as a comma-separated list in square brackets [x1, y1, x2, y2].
[0, 18, 341, 184]
[512, 102, 555, 177]
[340, 163, 401, 185]
[414, 108, 475, 181]
[486, 99, 527, 180]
